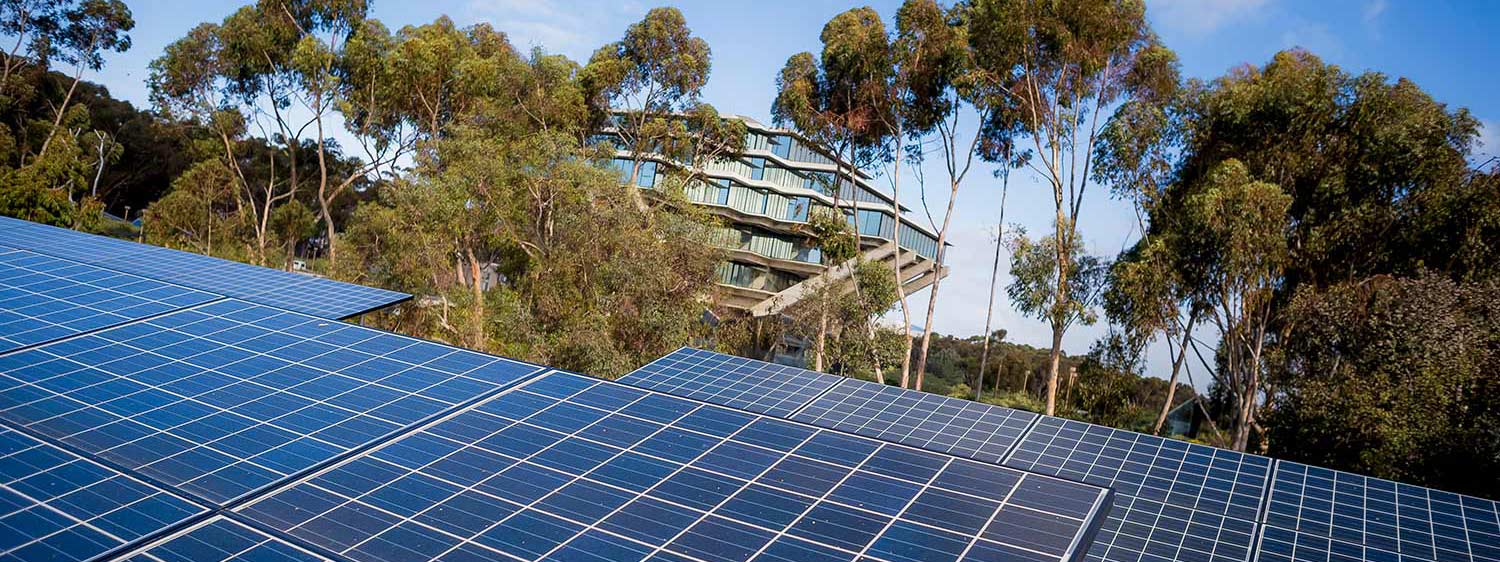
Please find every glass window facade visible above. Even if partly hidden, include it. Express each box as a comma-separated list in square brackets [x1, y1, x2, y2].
[786, 196, 810, 222]
[748, 157, 766, 181]
[637, 160, 657, 188]
[715, 179, 731, 205]
[803, 172, 836, 196]
[770, 135, 792, 159]
[857, 209, 888, 237]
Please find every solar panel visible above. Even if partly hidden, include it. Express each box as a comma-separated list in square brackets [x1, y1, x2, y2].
[1004, 416, 1271, 562]
[618, 347, 842, 417]
[98, 248, 409, 319]
[792, 378, 1038, 463]
[238, 371, 1114, 562]
[0, 218, 409, 319]
[0, 424, 204, 562]
[1256, 461, 1500, 562]
[0, 220, 150, 265]
[0, 299, 544, 505]
[116, 516, 332, 562]
[0, 250, 219, 353]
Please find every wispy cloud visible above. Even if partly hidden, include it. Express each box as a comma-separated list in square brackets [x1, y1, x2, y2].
[1280, 20, 1343, 59]
[1362, 0, 1388, 38]
[1148, 0, 1272, 37]
[466, 0, 644, 58]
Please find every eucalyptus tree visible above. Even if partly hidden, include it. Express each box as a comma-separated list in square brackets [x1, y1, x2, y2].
[35, 0, 133, 162]
[966, 0, 1173, 414]
[772, 7, 895, 373]
[582, 7, 712, 213]
[0, 0, 65, 99]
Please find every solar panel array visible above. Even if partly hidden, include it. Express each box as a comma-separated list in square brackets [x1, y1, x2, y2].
[621, 347, 843, 417]
[793, 376, 1038, 463]
[0, 216, 408, 319]
[3, 218, 1497, 562]
[0, 424, 203, 562]
[117, 516, 329, 562]
[618, 348, 1500, 562]
[0, 250, 219, 353]
[0, 299, 543, 504]
[238, 371, 1111, 562]
[1006, 416, 1269, 562]
[1258, 461, 1500, 562]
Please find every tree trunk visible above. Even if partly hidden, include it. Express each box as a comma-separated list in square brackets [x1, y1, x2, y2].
[314, 98, 335, 266]
[626, 158, 650, 213]
[913, 177, 961, 392]
[890, 133, 914, 389]
[1153, 315, 1197, 435]
[977, 164, 1010, 401]
[1046, 326, 1063, 415]
[467, 247, 485, 349]
[36, 69, 84, 163]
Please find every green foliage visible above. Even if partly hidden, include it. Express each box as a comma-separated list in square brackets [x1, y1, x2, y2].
[1006, 230, 1107, 332]
[1267, 276, 1500, 499]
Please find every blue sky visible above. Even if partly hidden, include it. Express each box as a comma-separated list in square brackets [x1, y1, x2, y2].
[86, 0, 1500, 386]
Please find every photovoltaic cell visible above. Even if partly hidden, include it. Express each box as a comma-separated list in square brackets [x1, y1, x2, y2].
[239, 371, 1113, 562]
[0, 424, 204, 562]
[0, 250, 219, 353]
[0, 218, 408, 319]
[1256, 461, 1500, 562]
[619, 347, 842, 417]
[1004, 416, 1271, 562]
[792, 377, 1038, 463]
[0, 299, 544, 505]
[117, 516, 331, 562]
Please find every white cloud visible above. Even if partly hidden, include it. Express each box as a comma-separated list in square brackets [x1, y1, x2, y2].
[465, 0, 644, 58]
[1362, 0, 1388, 24]
[1148, 0, 1272, 36]
[1362, 0, 1388, 38]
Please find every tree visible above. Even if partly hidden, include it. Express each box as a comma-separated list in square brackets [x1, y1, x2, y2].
[582, 7, 711, 213]
[967, 0, 1174, 414]
[144, 158, 239, 255]
[1267, 275, 1500, 499]
[268, 198, 315, 267]
[1007, 230, 1108, 398]
[772, 7, 895, 373]
[1181, 159, 1290, 451]
[35, 0, 133, 162]
[343, 41, 719, 375]
[1132, 49, 1487, 452]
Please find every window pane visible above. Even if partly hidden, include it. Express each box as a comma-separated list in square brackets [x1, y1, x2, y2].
[637, 161, 657, 187]
[787, 197, 809, 222]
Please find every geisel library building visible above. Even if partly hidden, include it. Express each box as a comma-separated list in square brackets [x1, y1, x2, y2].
[601, 113, 946, 335]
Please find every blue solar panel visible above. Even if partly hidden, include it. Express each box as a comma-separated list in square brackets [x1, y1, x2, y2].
[1256, 461, 1500, 562]
[1004, 416, 1271, 562]
[793, 378, 1038, 463]
[0, 299, 544, 504]
[0, 218, 409, 319]
[618, 347, 842, 417]
[0, 250, 219, 353]
[116, 516, 331, 562]
[0, 424, 204, 562]
[98, 247, 409, 319]
[238, 371, 1113, 562]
